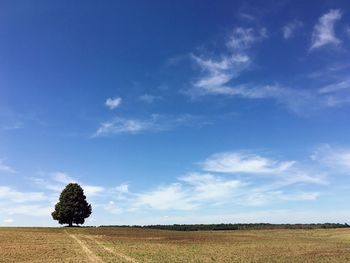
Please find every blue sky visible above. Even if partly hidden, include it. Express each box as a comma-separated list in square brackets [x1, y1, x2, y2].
[1, 0, 350, 226]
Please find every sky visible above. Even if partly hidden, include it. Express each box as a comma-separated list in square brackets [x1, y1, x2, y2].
[1, 0, 350, 226]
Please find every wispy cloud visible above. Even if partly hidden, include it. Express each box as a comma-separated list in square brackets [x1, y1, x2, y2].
[311, 144, 350, 172]
[189, 54, 250, 97]
[0, 204, 52, 217]
[3, 218, 13, 224]
[0, 186, 46, 203]
[31, 171, 105, 197]
[128, 149, 326, 211]
[179, 173, 242, 201]
[103, 201, 123, 214]
[187, 27, 264, 98]
[132, 173, 243, 211]
[52, 172, 76, 184]
[346, 26, 350, 37]
[226, 27, 267, 50]
[115, 183, 129, 193]
[133, 183, 197, 210]
[105, 97, 122, 110]
[319, 79, 350, 94]
[94, 114, 208, 137]
[0, 185, 51, 217]
[318, 78, 350, 106]
[95, 117, 148, 135]
[186, 27, 326, 114]
[201, 152, 295, 174]
[138, 94, 160, 104]
[238, 13, 256, 22]
[185, 21, 350, 114]
[310, 9, 342, 50]
[131, 170, 322, 211]
[0, 159, 16, 173]
[245, 190, 320, 206]
[282, 20, 303, 39]
[3, 147, 330, 220]
[199, 150, 327, 193]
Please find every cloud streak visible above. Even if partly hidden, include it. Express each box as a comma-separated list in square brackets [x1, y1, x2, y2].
[126, 150, 326, 211]
[283, 20, 303, 39]
[138, 94, 160, 104]
[93, 114, 208, 137]
[186, 27, 323, 114]
[0, 147, 332, 223]
[201, 152, 295, 174]
[186, 20, 350, 114]
[311, 144, 350, 172]
[0, 159, 16, 174]
[310, 9, 342, 50]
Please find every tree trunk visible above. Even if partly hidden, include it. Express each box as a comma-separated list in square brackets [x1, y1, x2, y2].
[69, 222, 73, 227]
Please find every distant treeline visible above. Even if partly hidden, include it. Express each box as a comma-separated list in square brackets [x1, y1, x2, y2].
[99, 223, 350, 231]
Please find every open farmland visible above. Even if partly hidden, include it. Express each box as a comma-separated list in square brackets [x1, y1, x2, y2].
[1, 227, 350, 262]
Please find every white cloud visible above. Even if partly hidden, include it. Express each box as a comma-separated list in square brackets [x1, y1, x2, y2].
[105, 97, 122, 110]
[0, 185, 52, 217]
[132, 172, 243, 211]
[226, 27, 267, 50]
[281, 192, 320, 201]
[283, 170, 327, 185]
[324, 95, 350, 107]
[0, 159, 16, 173]
[190, 80, 318, 114]
[30, 171, 105, 198]
[138, 94, 160, 104]
[185, 21, 350, 114]
[180, 173, 242, 201]
[346, 26, 350, 37]
[94, 114, 207, 137]
[188, 27, 264, 99]
[319, 79, 350, 94]
[52, 172, 76, 184]
[187, 28, 324, 115]
[2, 121, 23, 131]
[0, 186, 46, 203]
[319, 79, 350, 106]
[83, 185, 105, 196]
[190, 53, 250, 97]
[134, 183, 196, 210]
[115, 183, 129, 193]
[3, 218, 13, 224]
[103, 200, 123, 214]
[244, 189, 320, 206]
[311, 144, 350, 172]
[239, 13, 256, 22]
[310, 9, 342, 50]
[95, 117, 148, 136]
[1, 204, 52, 217]
[112, 148, 329, 212]
[283, 20, 303, 39]
[130, 167, 321, 211]
[201, 152, 295, 174]
[6, 146, 335, 221]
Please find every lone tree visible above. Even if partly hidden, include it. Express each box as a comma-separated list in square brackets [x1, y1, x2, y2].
[52, 183, 92, 227]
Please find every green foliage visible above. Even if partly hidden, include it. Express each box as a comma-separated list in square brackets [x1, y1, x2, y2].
[52, 183, 92, 227]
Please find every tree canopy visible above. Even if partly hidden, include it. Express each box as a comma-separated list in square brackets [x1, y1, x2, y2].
[52, 183, 92, 227]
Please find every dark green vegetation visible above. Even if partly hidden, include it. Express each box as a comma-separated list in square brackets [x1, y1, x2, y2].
[52, 183, 92, 227]
[100, 223, 350, 231]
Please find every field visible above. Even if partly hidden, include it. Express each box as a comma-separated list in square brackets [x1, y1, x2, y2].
[1, 227, 350, 262]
